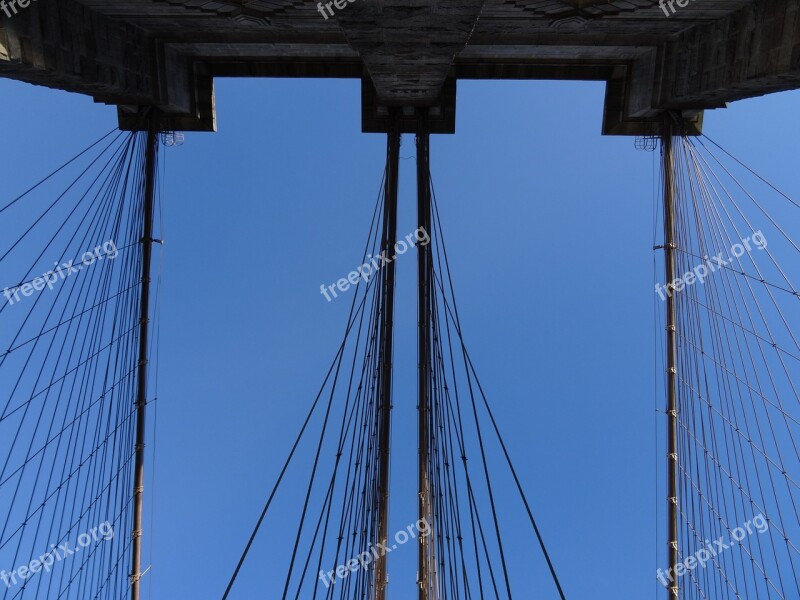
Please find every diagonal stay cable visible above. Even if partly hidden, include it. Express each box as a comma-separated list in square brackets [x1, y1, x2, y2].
[220, 277, 376, 600]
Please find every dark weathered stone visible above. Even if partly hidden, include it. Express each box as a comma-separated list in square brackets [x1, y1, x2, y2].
[0, 0, 797, 133]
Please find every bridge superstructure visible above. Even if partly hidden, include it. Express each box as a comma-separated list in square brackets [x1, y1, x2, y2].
[0, 1, 798, 132]
[2, 3, 800, 600]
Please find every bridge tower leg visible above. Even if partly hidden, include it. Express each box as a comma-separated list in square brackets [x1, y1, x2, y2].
[131, 111, 160, 600]
[661, 113, 680, 600]
[416, 116, 432, 600]
[374, 112, 401, 600]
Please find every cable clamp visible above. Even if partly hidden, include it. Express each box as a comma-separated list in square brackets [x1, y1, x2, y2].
[669, 495, 678, 505]
[667, 367, 677, 374]
[131, 528, 143, 540]
[140, 237, 165, 245]
[668, 453, 678, 462]
[129, 566, 151, 585]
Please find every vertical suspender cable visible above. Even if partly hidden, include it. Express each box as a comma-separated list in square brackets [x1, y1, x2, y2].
[661, 114, 680, 600]
[416, 119, 432, 600]
[374, 113, 400, 600]
[131, 111, 159, 600]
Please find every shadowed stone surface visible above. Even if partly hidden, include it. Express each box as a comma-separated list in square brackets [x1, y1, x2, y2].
[0, 0, 798, 132]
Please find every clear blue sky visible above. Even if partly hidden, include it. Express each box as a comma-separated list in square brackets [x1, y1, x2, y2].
[1, 76, 798, 599]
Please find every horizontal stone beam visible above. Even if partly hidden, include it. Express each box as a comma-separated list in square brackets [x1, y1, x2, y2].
[660, 0, 800, 109]
[0, 0, 214, 130]
[3, 0, 799, 135]
[337, 0, 484, 105]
